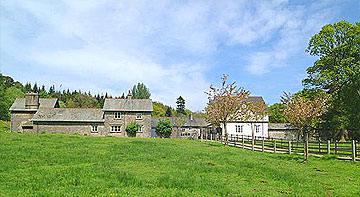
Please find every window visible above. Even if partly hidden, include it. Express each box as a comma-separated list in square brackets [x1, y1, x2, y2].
[91, 125, 98, 133]
[110, 125, 121, 133]
[114, 112, 122, 119]
[136, 113, 142, 120]
[255, 125, 260, 133]
[137, 125, 143, 133]
[235, 125, 243, 133]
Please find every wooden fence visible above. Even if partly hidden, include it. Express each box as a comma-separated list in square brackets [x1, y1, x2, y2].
[203, 134, 359, 161]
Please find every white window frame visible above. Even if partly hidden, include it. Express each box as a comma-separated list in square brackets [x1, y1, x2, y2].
[110, 125, 121, 133]
[114, 112, 122, 119]
[91, 125, 98, 133]
[235, 125, 243, 133]
[255, 125, 260, 133]
[136, 113, 142, 120]
[137, 125, 143, 133]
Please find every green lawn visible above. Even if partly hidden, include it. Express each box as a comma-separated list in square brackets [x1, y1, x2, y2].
[0, 133, 359, 196]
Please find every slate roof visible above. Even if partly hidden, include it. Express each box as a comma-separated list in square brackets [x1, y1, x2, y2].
[268, 123, 297, 130]
[103, 98, 153, 112]
[245, 96, 265, 105]
[9, 98, 59, 111]
[245, 96, 269, 113]
[31, 108, 104, 122]
[151, 117, 207, 128]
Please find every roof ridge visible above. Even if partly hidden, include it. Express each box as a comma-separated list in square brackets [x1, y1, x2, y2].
[40, 98, 58, 100]
[105, 98, 152, 100]
[39, 107, 101, 110]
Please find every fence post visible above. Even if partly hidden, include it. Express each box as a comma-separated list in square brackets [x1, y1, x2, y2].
[252, 135, 255, 151]
[288, 141, 292, 154]
[304, 132, 309, 161]
[262, 137, 265, 152]
[235, 134, 238, 146]
[335, 141, 338, 155]
[242, 135, 244, 149]
[327, 140, 331, 155]
[273, 139, 277, 153]
[352, 140, 356, 162]
[318, 140, 321, 154]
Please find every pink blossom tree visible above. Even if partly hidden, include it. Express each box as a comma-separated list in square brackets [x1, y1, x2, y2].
[204, 75, 252, 145]
[281, 92, 330, 161]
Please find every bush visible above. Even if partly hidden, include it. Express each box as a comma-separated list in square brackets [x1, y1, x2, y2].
[126, 122, 140, 137]
[156, 119, 173, 138]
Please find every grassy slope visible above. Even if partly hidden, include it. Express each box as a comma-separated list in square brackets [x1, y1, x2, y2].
[0, 133, 359, 196]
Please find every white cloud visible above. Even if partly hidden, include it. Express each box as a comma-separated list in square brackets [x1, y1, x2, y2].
[0, 0, 343, 110]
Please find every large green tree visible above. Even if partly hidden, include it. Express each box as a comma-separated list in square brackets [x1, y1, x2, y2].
[303, 21, 360, 140]
[131, 83, 151, 99]
[268, 103, 287, 123]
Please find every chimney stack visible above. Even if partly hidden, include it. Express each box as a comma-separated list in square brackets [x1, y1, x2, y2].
[25, 92, 39, 109]
[127, 90, 132, 99]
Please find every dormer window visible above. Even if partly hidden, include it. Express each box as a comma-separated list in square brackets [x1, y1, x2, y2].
[136, 113, 142, 120]
[114, 112, 122, 119]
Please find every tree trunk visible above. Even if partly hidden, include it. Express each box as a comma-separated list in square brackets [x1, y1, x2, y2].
[304, 129, 309, 162]
[223, 123, 227, 146]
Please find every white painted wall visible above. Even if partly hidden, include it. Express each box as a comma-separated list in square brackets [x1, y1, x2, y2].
[221, 115, 269, 137]
[225, 122, 268, 137]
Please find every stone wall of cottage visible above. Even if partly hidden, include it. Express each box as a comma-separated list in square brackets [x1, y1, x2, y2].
[268, 130, 299, 140]
[10, 111, 36, 133]
[104, 111, 152, 138]
[33, 122, 105, 135]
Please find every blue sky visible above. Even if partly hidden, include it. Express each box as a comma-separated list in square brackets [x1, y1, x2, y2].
[1, 0, 359, 111]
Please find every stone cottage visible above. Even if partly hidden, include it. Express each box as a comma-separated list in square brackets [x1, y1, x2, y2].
[10, 92, 153, 137]
[151, 115, 208, 139]
[268, 123, 299, 140]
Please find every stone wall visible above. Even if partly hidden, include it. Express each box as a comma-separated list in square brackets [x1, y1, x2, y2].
[170, 127, 201, 139]
[10, 111, 36, 133]
[268, 130, 299, 140]
[34, 122, 105, 135]
[104, 111, 152, 138]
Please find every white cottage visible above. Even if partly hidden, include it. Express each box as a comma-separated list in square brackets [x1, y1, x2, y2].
[221, 97, 269, 137]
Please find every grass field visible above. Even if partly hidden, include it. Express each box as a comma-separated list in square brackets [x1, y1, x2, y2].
[0, 133, 359, 196]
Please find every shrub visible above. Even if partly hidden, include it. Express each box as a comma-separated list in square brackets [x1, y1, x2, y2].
[156, 119, 173, 138]
[126, 122, 140, 137]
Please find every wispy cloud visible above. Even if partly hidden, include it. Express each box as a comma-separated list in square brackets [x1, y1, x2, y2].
[0, 0, 355, 110]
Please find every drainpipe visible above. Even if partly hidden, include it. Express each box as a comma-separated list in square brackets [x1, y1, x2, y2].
[123, 111, 126, 137]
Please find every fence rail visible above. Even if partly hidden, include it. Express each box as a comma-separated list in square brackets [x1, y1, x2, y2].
[203, 134, 359, 161]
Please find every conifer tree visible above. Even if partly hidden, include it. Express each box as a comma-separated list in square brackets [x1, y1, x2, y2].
[176, 96, 186, 115]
